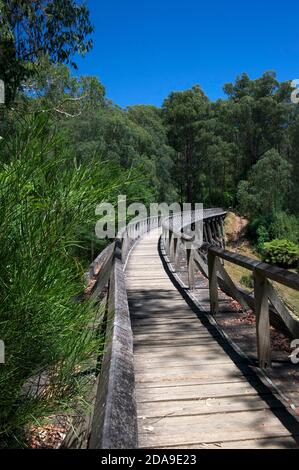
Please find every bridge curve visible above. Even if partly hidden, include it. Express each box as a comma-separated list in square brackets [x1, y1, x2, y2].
[126, 227, 299, 449]
[64, 209, 299, 449]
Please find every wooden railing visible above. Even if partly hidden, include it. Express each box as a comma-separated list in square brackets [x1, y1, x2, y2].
[162, 210, 299, 370]
[64, 214, 162, 449]
[65, 208, 299, 448]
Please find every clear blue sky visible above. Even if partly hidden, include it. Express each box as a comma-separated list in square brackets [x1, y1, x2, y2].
[75, 0, 299, 107]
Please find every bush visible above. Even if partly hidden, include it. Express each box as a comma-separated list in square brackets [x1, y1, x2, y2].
[0, 114, 127, 446]
[261, 239, 299, 268]
[246, 216, 271, 248]
[240, 274, 254, 289]
[269, 211, 299, 244]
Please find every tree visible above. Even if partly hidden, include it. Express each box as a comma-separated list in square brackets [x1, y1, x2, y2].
[237, 149, 292, 218]
[0, 0, 93, 104]
[21, 58, 105, 117]
[223, 71, 290, 178]
[162, 85, 209, 204]
[127, 105, 177, 202]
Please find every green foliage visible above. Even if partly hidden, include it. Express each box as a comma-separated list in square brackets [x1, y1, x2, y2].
[261, 239, 299, 268]
[0, 0, 93, 104]
[0, 114, 128, 444]
[269, 211, 299, 244]
[246, 211, 299, 251]
[2, 12, 299, 443]
[245, 216, 270, 244]
[21, 58, 106, 117]
[223, 71, 288, 173]
[237, 149, 292, 218]
[240, 274, 254, 289]
[162, 85, 209, 203]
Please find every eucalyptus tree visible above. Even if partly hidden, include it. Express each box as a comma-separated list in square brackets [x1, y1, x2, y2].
[0, 0, 93, 104]
[223, 71, 290, 179]
[127, 105, 177, 202]
[237, 148, 292, 218]
[162, 85, 210, 204]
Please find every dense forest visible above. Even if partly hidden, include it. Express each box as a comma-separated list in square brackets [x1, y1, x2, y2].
[0, 0, 299, 447]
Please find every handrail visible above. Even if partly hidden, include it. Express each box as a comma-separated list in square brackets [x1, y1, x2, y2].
[162, 209, 299, 370]
[64, 214, 163, 449]
[88, 214, 162, 449]
[65, 207, 299, 448]
[207, 246, 299, 369]
[162, 208, 226, 240]
[209, 245, 299, 291]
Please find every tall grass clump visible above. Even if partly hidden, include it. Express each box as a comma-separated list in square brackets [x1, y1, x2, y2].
[0, 114, 126, 447]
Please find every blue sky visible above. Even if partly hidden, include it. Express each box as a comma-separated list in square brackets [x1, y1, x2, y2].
[75, 0, 299, 107]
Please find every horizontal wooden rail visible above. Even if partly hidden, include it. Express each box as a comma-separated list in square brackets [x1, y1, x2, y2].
[162, 209, 299, 370]
[207, 247, 299, 369]
[209, 246, 299, 291]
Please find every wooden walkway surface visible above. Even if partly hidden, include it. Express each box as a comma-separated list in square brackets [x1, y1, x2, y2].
[125, 228, 299, 449]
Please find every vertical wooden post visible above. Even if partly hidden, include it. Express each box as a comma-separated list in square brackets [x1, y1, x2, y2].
[121, 232, 127, 264]
[167, 230, 172, 257]
[254, 271, 272, 369]
[187, 248, 195, 290]
[208, 250, 219, 315]
[206, 221, 214, 245]
[170, 236, 178, 269]
[203, 224, 208, 243]
[216, 219, 224, 248]
[220, 217, 226, 249]
[169, 232, 175, 262]
[212, 220, 221, 247]
[174, 238, 180, 269]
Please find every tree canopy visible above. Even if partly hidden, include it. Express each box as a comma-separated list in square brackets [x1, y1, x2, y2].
[0, 0, 93, 104]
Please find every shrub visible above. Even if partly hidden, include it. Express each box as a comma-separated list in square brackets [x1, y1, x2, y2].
[0, 114, 127, 446]
[240, 274, 254, 289]
[261, 239, 299, 268]
[269, 211, 299, 244]
[246, 216, 271, 250]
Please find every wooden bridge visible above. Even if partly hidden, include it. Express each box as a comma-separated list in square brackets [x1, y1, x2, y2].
[64, 210, 299, 449]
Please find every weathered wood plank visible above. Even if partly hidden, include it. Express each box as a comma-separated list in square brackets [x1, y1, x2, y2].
[208, 250, 219, 315]
[136, 381, 262, 402]
[137, 394, 283, 419]
[164, 436, 299, 449]
[138, 410, 299, 448]
[254, 272, 272, 369]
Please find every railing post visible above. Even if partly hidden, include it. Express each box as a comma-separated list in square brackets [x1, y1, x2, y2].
[167, 229, 172, 257]
[121, 230, 127, 264]
[206, 220, 214, 244]
[254, 271, 272, 369]
[174, 238, 180, 269]
[220, 217, 226, 249]
[203, 224, 208, 243]
[187, 247, 195, 290]
[208, 250, 219, 315]
[170, 235, 178, 267]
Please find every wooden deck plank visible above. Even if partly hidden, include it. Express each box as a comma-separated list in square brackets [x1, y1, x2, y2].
[138, 410, 298, 448]
[125, 228, 299, 449]
[162, 436, 299, 449]
[137, 394, 284, 418]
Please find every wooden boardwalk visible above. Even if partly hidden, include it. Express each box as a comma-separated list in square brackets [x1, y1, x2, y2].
[125, 228, 299, 449]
